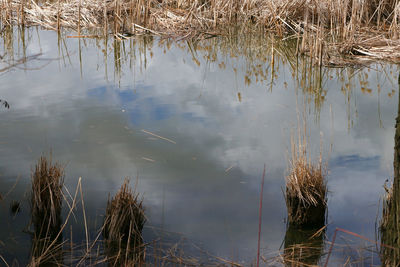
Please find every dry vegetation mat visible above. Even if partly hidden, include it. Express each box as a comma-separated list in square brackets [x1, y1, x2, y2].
[2, 0, 400, 64]
[0, 0, 400, 66]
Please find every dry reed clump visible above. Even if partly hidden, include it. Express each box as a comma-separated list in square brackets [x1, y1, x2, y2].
[103, 178, 146, 265]
[285, 135, 327, 228]
[31, 155, 64, 236]
[30, 155, 64, 266]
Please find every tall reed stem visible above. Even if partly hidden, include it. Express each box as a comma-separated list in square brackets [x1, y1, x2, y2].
[257, 164, 266, 267]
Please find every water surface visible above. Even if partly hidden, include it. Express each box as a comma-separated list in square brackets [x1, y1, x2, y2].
[0, 27, 398, 265]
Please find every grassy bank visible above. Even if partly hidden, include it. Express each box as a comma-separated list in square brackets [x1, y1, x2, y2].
[2, 0, 400, 64]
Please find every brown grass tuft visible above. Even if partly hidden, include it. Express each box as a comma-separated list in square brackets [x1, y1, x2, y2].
[285, 131, 327, 228]
[103, 178, 146, 265]
[30, 155, 65, 266]
[31, 155, 64, 236]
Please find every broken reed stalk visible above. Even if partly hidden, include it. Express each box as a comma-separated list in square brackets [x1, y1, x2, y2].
[56, 0, 60, 31]
[78, 0, 81, 36]
[285, 130, 327, 228]
[103, 178, 146, 265]
[103, 0, 107, 36]
[20, 0, 24, 25]
[30, 155, 64, 265]
[113, 0, 117, 34]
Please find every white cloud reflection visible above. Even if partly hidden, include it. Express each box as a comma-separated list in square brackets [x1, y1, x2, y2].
[0, 29, 399, 264]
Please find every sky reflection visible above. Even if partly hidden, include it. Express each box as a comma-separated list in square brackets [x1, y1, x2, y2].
[0, 27, 399, 265]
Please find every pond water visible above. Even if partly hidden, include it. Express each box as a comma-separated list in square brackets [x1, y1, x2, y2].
[0, 27, 398, 266]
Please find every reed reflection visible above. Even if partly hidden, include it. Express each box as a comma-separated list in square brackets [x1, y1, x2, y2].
[283, 224, 325, 266]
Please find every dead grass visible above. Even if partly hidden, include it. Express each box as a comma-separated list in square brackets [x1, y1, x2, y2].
[2, 0, 400, 63]
[31, 155, 64, 236]
[103, 178, 146, 265]
[30, 155, 65, 266]
[285, 127, 327, 228]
